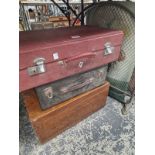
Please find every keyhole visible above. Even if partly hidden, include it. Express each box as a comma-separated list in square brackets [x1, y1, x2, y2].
[79, 61, 84, 68]
[47, 92, 53, 98]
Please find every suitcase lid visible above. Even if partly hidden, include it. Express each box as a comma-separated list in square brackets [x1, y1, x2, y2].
[20, 26, 123, 70]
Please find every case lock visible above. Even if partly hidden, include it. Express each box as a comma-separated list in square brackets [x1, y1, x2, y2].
[43, 87, 53, 99]
[104, 42, 114, 55]
[27, 57, 46, 76]
[79, 61, 84, 68]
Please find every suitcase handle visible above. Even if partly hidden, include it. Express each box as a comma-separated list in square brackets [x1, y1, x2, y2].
[60, 77, 94, 93]
[65, 53, 96, 63]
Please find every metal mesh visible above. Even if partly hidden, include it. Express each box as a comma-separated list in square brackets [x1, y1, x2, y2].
[86, 2, 135, 103]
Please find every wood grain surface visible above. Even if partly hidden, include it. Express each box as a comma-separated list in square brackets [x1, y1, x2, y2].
[22, 81, 110, 143]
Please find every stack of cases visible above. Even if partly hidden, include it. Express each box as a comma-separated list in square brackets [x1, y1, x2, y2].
[20, 26, 124, 110]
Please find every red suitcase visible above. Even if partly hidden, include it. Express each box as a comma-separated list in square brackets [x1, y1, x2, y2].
[20, 26, 123, 92]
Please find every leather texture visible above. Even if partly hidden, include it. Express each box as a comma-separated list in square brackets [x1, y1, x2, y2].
[35, 65, 107, 110]
[19, 26, 123, 92]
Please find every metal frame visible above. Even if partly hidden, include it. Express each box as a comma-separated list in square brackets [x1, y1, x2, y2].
[19, 0, 98, 29]
[19, 0, 134, 27]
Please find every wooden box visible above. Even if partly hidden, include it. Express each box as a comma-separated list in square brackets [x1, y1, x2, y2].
[22, 82, 110, 143]
[31, 22, 54, 30]
[48, 16, 69, 22]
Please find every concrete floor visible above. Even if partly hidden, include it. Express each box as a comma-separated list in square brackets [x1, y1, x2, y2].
[19, 97, 135, 155]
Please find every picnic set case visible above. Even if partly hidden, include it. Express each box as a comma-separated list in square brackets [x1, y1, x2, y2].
[20, 26, 123, 91]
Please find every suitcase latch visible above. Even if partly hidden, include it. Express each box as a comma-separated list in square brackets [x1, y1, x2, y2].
[104, 42, 114, 55]
[43, 87, 53, 99]
[27, 58, 46, 76]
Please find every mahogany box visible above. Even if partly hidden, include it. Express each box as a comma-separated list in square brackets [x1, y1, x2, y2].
[22, 81, 110, 143]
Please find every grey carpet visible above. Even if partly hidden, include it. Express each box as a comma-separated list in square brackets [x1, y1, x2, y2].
[19, 97, 135, 155]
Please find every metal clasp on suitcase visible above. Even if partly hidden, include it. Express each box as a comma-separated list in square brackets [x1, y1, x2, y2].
[27, 58, 46, 76]
[104, 42, 114, 55]
[43, 87, 53, 99]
